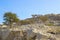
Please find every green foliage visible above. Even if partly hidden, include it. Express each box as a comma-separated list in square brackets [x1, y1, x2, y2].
[3, 12, 19, 27]
[20, 20, 29, 25]
[20, 19, 34, 25]
[39, 16, 48, 22]
[31, 14, 48, 22]
[46, 23, 54, 26]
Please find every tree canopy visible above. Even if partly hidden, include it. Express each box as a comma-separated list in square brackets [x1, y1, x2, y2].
[3, 12, 19, 26]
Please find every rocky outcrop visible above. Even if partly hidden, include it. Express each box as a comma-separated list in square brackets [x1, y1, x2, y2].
[1, 23, 60, 40]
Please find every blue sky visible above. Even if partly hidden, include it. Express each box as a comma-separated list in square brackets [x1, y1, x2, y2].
[0, 0, 60, 24]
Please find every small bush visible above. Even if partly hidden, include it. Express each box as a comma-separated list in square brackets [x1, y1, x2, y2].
[46, 23, 54, 26]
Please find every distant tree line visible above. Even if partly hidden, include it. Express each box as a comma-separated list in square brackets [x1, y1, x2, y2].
[3, 12, 60, 27]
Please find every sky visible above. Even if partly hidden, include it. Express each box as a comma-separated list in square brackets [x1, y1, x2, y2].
[0, 0, 60, 24]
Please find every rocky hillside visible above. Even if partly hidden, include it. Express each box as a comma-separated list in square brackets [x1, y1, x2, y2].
[1, 23, 60, 40]
[1, 13, 60, 40]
